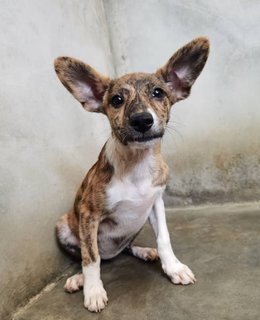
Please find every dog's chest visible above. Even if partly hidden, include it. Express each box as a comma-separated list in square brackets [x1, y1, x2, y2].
[106, 173, 160, 226]
[98, 177, 160, 259]
[98, 155, 162, 258]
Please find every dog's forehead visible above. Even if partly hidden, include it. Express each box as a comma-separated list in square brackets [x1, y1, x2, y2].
[108, 72, 164, 93]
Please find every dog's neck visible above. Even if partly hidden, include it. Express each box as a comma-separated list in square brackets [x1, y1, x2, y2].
[105, 135, 162, 179]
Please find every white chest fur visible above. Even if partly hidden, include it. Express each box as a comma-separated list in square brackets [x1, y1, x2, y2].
[98, 142, 165, 259]
[105, 153, 163, 237]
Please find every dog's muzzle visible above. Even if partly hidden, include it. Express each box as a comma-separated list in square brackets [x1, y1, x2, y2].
[129, 112, 154, 133]
[126, 112, 164, 143]
[116, 112, 164, 145]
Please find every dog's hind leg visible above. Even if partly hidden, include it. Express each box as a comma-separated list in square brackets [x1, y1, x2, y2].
[56, 211, 81, 260]
[64, 272, 84, 293]
[126, 246, 159, 262]
[56, 212, 84, 293]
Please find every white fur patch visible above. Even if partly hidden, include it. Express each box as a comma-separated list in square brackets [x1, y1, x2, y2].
[105, 152, 162, 238]
[64, 273, 83, 293]
[131, 246, 159, 261]
[83, 257, 108, 312]
[148, 108, 160, 133]
[150, 195, 196, 285]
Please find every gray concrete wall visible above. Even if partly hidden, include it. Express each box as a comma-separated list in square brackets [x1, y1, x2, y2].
[0, 1, 113, 318]
[1, 0, 260, 318]
[105, 0, 260, 206]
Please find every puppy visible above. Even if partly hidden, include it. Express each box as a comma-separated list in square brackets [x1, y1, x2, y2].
[54, 37, 209, 312]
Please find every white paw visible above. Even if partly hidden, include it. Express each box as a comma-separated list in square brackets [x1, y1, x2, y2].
[84, 282, 108, 312]
[64, 273, 83, 293]
[132, 246, 159, 261]
[142, 248, 159, 261]
[162, 262, 196, 285]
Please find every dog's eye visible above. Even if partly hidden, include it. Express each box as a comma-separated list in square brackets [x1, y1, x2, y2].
[111, 95, 124, 108]
[152, 87, 165, 99]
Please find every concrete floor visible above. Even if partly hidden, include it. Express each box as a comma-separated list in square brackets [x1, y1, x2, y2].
[13, 202, 260, 320]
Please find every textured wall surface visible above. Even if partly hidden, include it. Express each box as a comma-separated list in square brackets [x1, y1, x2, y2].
[0, 0, 113, 318]
[1, 0, 260, 318]
[105, 0, 260, 205]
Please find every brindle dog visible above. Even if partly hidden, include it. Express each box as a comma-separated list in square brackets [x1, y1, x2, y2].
[54, 37, 209, 312]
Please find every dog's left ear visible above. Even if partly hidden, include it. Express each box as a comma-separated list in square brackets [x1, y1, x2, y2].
[156, 37, 210, 101]
[54, 57, 110, 113]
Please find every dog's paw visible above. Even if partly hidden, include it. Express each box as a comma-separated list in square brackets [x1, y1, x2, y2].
[84, 282, 108, 312]
[64, 273, 83, 293]
[162, 262, 196, 285]
[131, 246, 159, 261]
[143, 248, 160, 261]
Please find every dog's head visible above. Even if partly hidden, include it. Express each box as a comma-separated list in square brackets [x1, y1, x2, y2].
[54, 37, 209, 147]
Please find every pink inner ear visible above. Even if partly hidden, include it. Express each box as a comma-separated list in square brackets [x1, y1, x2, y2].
[75, 80, 101, 111]
[166, 68, 191, 99]
[167, 70, 183, 93]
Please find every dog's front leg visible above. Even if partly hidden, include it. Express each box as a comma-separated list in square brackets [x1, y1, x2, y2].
[149, 195, 196, 285]
[79, 212, 108, 312]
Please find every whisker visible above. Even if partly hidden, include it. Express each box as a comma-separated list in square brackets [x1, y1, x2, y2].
[166, 125, 183, 140]
[167, 119, 185, 129]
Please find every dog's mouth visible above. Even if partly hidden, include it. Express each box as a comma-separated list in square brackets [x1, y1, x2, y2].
[130, 133, 163, 143]
[118, 131, 164, 145]
[114, 126, 165, 146]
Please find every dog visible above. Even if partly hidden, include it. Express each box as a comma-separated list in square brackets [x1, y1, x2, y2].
[54, 37, 209, 312]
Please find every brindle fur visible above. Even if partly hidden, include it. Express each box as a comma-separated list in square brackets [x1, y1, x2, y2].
[54, 37, 210, 312]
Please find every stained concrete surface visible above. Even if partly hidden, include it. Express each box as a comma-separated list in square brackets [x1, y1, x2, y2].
[13, 202, 260, 320]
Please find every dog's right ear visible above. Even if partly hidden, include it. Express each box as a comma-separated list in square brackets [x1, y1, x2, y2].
[54, 57, 110, 113]
[156, 37, 210, 102]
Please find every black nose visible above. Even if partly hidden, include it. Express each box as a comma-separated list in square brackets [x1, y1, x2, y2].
[129, 112, 154, 133]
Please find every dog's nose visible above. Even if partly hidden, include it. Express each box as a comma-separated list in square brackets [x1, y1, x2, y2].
[129, 112, 154, 133]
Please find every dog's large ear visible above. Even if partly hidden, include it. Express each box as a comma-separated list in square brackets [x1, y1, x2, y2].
[54, 57, 110, 113]
[156, 37, 210, 101]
